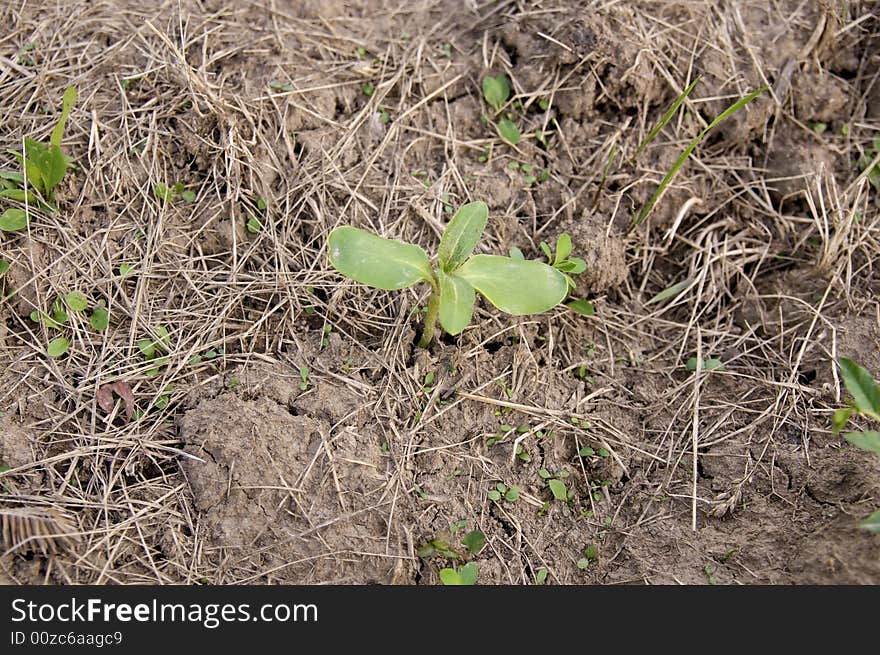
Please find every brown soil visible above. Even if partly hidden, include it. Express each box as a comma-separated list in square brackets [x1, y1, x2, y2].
[1, 0, 879, 585]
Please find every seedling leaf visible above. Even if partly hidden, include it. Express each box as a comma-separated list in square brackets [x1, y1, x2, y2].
[646, 279, 692, 305]
[482, 75, 510, 112]
[49, 87, 77, 149]
[567, 299, 595, 316]
[47, 337, 69, 358]
[497, 119, 520, 145]
[554, 233, 572, 264]
[838, 358, 880, 418]
[328, 226, 433, 290]
[438, 200, 488, 272]
[456, 255, 568, 315]
[635, 77, 700, 156]
[0, 208, 27, 231]
[458, 562, 479, 585]
[635, 85, 767, 225]
[861, 509, 880, 532]
[548, 478, 567, 501]
[843, 431, 880, 455]
[65, 291, 87, 312]
[462, 530, 486, 556]
[438, 270, 476, 335]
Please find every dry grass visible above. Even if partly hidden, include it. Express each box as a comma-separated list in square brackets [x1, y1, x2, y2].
[0, 0, 878, 584]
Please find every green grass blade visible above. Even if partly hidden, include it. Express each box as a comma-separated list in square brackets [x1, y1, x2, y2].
[635, 85, 768, 226]
[635, 76, 700, 156]
[50, 86, 77, 148]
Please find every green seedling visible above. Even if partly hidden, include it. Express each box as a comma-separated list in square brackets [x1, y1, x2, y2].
[488, 482, 520, 503]
[89, 301, 109, 331]
[439, 562, 478, 585]
[1, 87, 77, 216]
[328, 201, 575, 347]
[496, 119, 520, 145]
[0, 260, 9, 276]
[535, 567, 548, 584]
[686, 357, 723, 372]
[482, 75, 510, 112]
[119, 263, 135, 278]
[299, 365, 310, 391]
[635, 83, 767, 224]
[833, 357, 880, 531]
[576, 544, 599, 570]
[46, 337, 69, 358]
[0, 208, 28, 232]
[154, 182, 195, 203]
[419, 527, 486, 585]
[539, 469, 572, 502]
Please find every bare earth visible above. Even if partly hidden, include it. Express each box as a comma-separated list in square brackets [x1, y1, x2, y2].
[1, 0, 879, 584]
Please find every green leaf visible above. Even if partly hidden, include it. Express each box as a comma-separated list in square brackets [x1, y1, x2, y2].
[548, 478, 567, 501]
[455, 255, 568, 315]
[860, 509, 880, 533]
[554, 233, 572, 264]
[438, 270, 476, 335]
[535, 568, 548, 584]
[504, 486, 520, 502]
[635, 76, 700, 156]
[497, 119, 520, 145]
[181, 190, 196, 202]
[458, 562, 479, 585]
[482, 75, 510, 112]
[119, 263, 134, 278]
[646, 279, 692, 305]
[462, 530, 486, 556]
[578, 446, 595, 457]
[508, 246, 524, 260]
[438, 200, 488, 272]
[567, 299, 595, 316]
[49, 86, 77, 149]
[89, 304, 109, 331]
[635, 85, 767, 225]
[0, 260, 9, 276]
[0, 208, 27, 231]
[487, 490, 502, 501]
[843, 431, 880, 455]
[838, 358, 880, 418]
[539, 241, 552, 262]
[686, 357, 723, 371]
[439, 568, 462, 585]
[65, 291, 88, 312]
[47, 337, 69, 358]
[556, 257, 586, 274]
[43, 145, 67, 192]
[832, 407, 854, 434]
[328, 226, 433, 290]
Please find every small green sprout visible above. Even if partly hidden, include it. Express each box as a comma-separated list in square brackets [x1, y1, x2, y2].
[89, 301, 109, 331]
[47, 337, 69, 358]
[327, 201, 576, 347]
[488, 482, 520, 503]
[496, 119, 521, 145]
[577, 544, 599, 569]
[482, 75, 510, 112]
[833, 357, 880, 531]
[439, 562, 478, 586]
[64, 291, 87, 312]
[535, 567, 548, 584]
[0, 208, 27, 232]
[299, 365, 310, 391]
[1, 87, 76, 214]
[686, 357, 723, 372]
